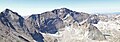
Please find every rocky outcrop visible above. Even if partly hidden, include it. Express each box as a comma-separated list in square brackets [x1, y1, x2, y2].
[87, 14, 99, 24]
[88, 24, 106, 40]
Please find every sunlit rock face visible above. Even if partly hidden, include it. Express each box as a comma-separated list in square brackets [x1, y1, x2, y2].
[0, 9, 26, 32]
[0, 9, 44, 42]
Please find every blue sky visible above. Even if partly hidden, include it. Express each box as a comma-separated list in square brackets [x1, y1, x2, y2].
[0, 0, 120, 16]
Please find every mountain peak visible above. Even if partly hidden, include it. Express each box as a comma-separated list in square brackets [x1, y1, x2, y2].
[5, 8, 11, 11]
[59, 8, 72, 11]
[52, 8, 72, 12]
[60, 8, 69, 10]
[1, 8, 14, 16]
[1, 8, 22, 17]
[4, 8, 12, 13]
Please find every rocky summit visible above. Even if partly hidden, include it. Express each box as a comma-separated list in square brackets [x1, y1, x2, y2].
[0, 8, 120, 42]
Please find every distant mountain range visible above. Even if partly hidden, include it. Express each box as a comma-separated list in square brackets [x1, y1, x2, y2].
[95, 12, 120, 14]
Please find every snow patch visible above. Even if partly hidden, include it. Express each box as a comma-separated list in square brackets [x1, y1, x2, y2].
[63, 14, 70, 20]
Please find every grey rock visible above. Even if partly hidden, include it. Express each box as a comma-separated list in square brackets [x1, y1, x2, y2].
[27, 8, 90, 34]
[0, 9, 44, 42]
[87, 14, 99, 24]
[88, 24, 106, 40]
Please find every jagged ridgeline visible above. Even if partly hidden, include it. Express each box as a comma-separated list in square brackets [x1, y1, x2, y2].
[0, 8, 102, 42]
